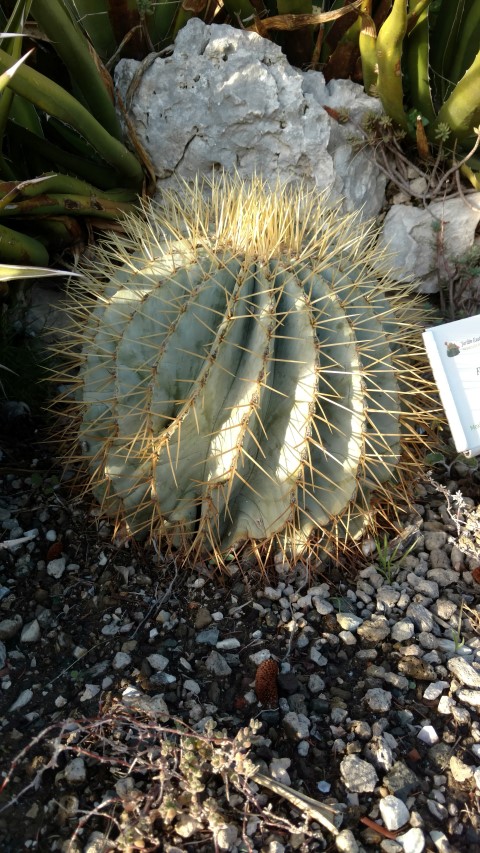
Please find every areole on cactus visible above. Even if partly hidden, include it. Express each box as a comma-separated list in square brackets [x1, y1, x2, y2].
[55, 174, 439, 563]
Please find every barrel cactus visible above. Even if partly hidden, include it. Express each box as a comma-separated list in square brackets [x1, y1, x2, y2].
[57, 175, 438, 563]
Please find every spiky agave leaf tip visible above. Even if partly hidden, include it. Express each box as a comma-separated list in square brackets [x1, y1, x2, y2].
[52, 172, 442, 565]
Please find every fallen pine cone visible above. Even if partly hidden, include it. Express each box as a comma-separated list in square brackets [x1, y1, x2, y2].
[255, 658, 279, 707]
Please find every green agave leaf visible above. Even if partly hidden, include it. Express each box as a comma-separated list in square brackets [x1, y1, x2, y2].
[0, 46, 144, 189]
[405, 0, 435, 125]
[0, 220, 48, 264]
[31, 0, 122, 140]
[7, 121, 124, 189]
[62, 0, 117, 63]
[429, 0, 466, 102]
[448, 0, 480, 90]
[433, 49, 480, 141]
[375, 0, 408, 130]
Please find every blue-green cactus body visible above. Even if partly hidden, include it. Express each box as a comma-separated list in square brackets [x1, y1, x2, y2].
[58, 176, 438, 561]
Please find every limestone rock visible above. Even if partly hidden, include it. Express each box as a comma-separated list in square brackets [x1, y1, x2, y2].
[378, 196, 480, 293]
[114, 19, 386, 218]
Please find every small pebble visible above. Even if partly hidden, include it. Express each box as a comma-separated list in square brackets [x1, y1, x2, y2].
[205, 650, 231, 676]
[64, 757, 86, 784]
[449, 755, 473, 782]
[336, 613, 363, 631]
[364, 688, 392, 713]
[379, 795, 410, 831]
[417, 725, 439, 745]
[397, 827, 425, 853]
[112, 652, 131, 670]
[336, 829, 359, 852]
[340, 756, 378, 793]
[46, 557, 66, 578]
[447, 657, 480, 688]
[147, 654, 169, 671]
[20, 620, 40, 643]
[9, 688, 33, 712]
[423, 681, 449, 701]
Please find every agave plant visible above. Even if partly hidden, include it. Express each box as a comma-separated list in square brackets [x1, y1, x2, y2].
[321, 0, 480, 185]
[0, 0, 147, 267]
[54, 175, 439, 563]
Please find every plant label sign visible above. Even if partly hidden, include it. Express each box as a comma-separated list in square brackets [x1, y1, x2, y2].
[423, 314, 480, 457]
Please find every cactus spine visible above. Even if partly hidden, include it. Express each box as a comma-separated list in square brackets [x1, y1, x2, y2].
[56, 175, 438, 562]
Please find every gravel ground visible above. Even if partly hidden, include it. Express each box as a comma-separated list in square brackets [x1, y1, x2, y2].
[1, 420, 480, 853]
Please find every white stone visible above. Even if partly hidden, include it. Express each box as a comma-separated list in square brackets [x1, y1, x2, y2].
[379, 795, 410, 831]
[376, 587, 401, 609]
[9, 688, 33, 712]
[216, 638, 241, 650]
[391, 620, 415, 642]
[112, 652, 131, 670]
[308, 673, 326, 694]
[283, 711, 310, 741]
[447, 656, 480, 688]
[183, 679, 201, 694]
[417, 725, 439, 745]
[263, 586, 283, 601]
[397, 827, 425, 853]
[269, 757, 291, 785]
[339, 630, 357, 645]
[423, 681, 449, 701]
[20, 619, 40, 643]
[474, 767, 480, 791]
[64, 757, 86, 784]
[73, 645, 88, 659]
[335, 829, 359, 852]
[313, 597, 334, 615]
[364, 688, 392, 712]
[437, 695, 455, 715]
[46, 556, 66, 578]
[310, 583, 330, 598]
[364, 735, 394, 772]
[121, 685, 169, 719]
[101, 622, 120, 636]
[406, 604, 433, 632]
[336, 613, 363, 632]
[115, 20, 386, 220]
[449, 755, 473, 782]
[176, 814, 201, 838]
[378, 196, 480, 293]
[331, 707, 348, 725]
[0, 615, 22, 640]
[147, 653, 169, 671]
[310, 647, 328, 666]
[205, 650, 232, 676]
[427, 569, 458, 587]
[80, 684, 100, 702]
[456, 688, 480, 707]
[216, 825, 239, 851]
[406, 574, 439, 599]
[340, 756, 378, 793]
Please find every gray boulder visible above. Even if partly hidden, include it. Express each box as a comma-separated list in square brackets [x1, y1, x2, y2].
[378, 196, 480, 293]
[114, 19, 386, 218]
